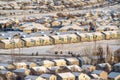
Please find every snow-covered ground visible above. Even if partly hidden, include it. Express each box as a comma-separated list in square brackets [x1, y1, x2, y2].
[0, 39, 119, 62]
[0, 39, 119, 55]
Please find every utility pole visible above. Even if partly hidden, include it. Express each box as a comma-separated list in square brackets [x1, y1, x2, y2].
[10, 37, 15, 64]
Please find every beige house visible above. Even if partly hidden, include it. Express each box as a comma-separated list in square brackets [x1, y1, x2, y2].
[31, 66, 49, 75]
[102, 31, 111, 40]
[0, 39, 24, 49]
[66, 65, 82, 72]
[75, 33, 88, 42]
[14, 68, 30, 80]
[0, 70, 16, 80]
[66, 34, 80, 43]
[40, 60, 54, 67]
[59, 24, 84, 32]
[113, 63, 120, 72]
[22, 36, 52, 47]
[65, 58, 79, 65]
[22, 37, 36, 47]
[0, 63, 15, 70]
[24, 62, 37, 69]
[108, 72, 120, 80]
[92, 70, 108, 80]
[13, 62, 27, 69]
[96, 25, 118, 32]
[53, 59, 66, 66]
[92, 32, 104, 40]
[72, 72, 91, 80]
[102, 31, 118, 40]
[48, 66, 70, 74]
[84, 33, 94, 41]
[40, 74, 56, 80]
[57, 72, 75, 80]
[14, 68, 30, 76]
[50, 33, 80, 44]
[82, 65, 96, 72]
[35, 36, 53, 46]
[109, 31, 118, 39]
[20, 22, 49, 33]
[50, 34, 68, 44]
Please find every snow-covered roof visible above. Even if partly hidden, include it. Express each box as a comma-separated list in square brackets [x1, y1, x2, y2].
[42, 60, 54, 65]
[53, 59, 66, 63]
[0, 38, 23, 44]
[114, 62, 120, 67]
[57, 72, 75, 78]
[40, 74, 55, 78]
[108, 72, 120, 78]
[59, 24, 84, 31]
[66, 65, 82, 72]
[14, 68, 28, 73]
[21, 22, 49, 30]
[31, 66, 48, 72]
[82, 65, 93, 68]
[65, 58, 79, 62]
[0, 70, 9, 74]
[92, 70, 104, 75]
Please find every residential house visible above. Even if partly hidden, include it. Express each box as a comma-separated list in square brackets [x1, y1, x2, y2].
[22, 37, 36, 47]
[48, 66, 70, 74]
[40, 74, 57, 80]
[75, 32, 88, 42]
[22, 36, 52, 47]
[0, 70, 16, 80]
[53, 59, 66, 66]
[24, 62, 37, 69]
[96, 63, 111, 72]
[102, 31, 112, 40]
[66, 34, 80, 43]
[57, 72, 75, 80]
[0, 39, 24, 49]
[92, 70, 108, 80]
[30, 66, 49, 75]
[84, 33, 94, 41]
[59, 24, 84, 32]
[0, 63, 15, 70]
[19, 22, 49, 33]
[14, 68, 30, 80]
[13, 62, 27, 69]
[113, 63, 120, 72]
[50, 34, 68, 44]
[82, 65, 96, 72]
[92, 32, 104, 41]
[108, 72, 120, 80]
[40, 60, 54, 67]
[66, 65, 82, 72]
[109, 31, 118, 39]
[65, 58, 79, 65]
[89, 74, 100, 80]
[72, 72, 91, 80]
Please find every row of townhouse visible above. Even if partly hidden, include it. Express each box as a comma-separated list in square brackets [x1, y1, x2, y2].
[0, 59, 120, 80]
[0, 31, 119, 49]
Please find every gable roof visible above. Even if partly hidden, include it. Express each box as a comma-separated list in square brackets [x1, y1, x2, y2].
[92, 70, 104, 75]
[57, 72, 75, 78]
[108, 72, 120, 78]
[40, 74, 55, 78]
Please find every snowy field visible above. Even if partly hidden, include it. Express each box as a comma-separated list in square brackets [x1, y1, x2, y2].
[0, 39, 120, 55]
[0, 39, 119, 62]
